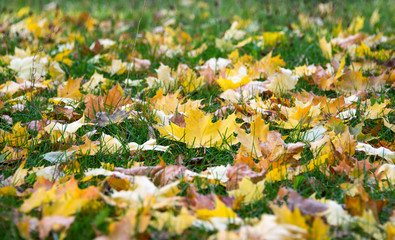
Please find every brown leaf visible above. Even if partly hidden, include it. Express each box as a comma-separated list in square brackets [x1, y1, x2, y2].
[199, 66, 215, 85]
[84, 83, 133, 120]
[286, 190, 328, 216]
[337, 33, 366, 49]
[311, 65, 334, 90]
[258, 131, 305, 169]
[25, 119, 49, 132]
[355, 157, 373, 172]
[169, 113, 186, 127]
[185, 186, 215, 211]
[54, 105, 81, 121]
[151, 165, 186, 186]
[344, 182, 388, 219]
[226, 163, 266, 190]
[93, 109, 131, 127]
[114, 164, 186, 186]
[235, 81, 268, 96]
[1, 115, 12, 124]
[90, 40, 103, 55]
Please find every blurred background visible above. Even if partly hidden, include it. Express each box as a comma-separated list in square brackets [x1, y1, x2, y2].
[1, 0, 394, 35]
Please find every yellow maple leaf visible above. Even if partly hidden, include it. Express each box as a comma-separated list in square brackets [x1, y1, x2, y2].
[228, 177, 266, 204]
[196, 196, 238, 220]
[278, 100, 321, 129]
[309, 217, 330, 240]
[0, 122, 30, 147]
[355, 209, 382, 239]
[57, 77, 83, 99]
[146, 64, 176, 92]
[262, 32, 285, 47]
[54, 49, 73, 66]
[82, 71, 110, 93]
[217, 65, 251, 91]
[356, 42, 372, 57]
[0, 81, 20, 96]
[364, 100, 390, 120]
[42, 178, 99, 217]
[49, 61, 65, 82]
[157, 108, 238, 148]
[20, 182, 57, 213]
[235, 115, 269, 158]
[253, 52, 285, 76]
[335, 69, 368, 94]
[347, 16, 365, 34]
[153, 207, 195, 234]
[271, 204, 309, 231]
[44, 115, 87, 143]
[11, 160, 28, 186]
[150, 89, 201, 116]
[179, 68, 205, 93]
[100, 59, 126, 75]
[264, 68, 299, 94]
[319, 37, 332, 60]
[68, 135, 100, 155]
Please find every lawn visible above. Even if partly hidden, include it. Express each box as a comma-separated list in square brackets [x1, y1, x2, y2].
[0, 0, 394, 239]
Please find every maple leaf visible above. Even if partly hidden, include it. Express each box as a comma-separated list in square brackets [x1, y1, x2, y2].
[57, 77, 83, 99]
[226, 163, 266, 190]
[236, 214, 306, 240]
[216, 65, 251, 91]
[146, 64, 176, 92]
[356, 142, 395, 163]
[319, 37, 332, 60]
[364, 100, 391, 120]
[258, 131, 305, 169]
[271, 204, 309, 232]
[42, 150, 76, 163]
[9, 55, 47, 81]
[82, 71, 110, 93]
[262, 31, 285, 47]
[0, 81, 21, 96]
[252, 51, 285, 77]
[195, 196, 241, 230]
[228, 177, 265, 204]
[235, 115, 269, 158]
[97, 208, 137, 240]
[157, 108, 238, 148]
[185, 187, 216, 211]
[150, 89, 201, 116]
[335, 69, 369, 94]
[49, 61, 66, 82]
[198, 58, 231, 72]
[0, 122, 30, 147]
[11, 160, 28, 186]
[264, 68, 299, 94]
[152, 208, 195, 234]
[177, 66, 205, 92]
[114, 163, 185, 187]
[199, 66, 216, 85]
[90, 38, 115, 50]
[285, 190, 328, 216]
[312, 57, 345, 91]
[84, 83, 133, 119]
[99, 59, 126, 75]
[93, 109, 131, 127]
[375, 164, 395, 189]
[44, 115, 87, 142]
